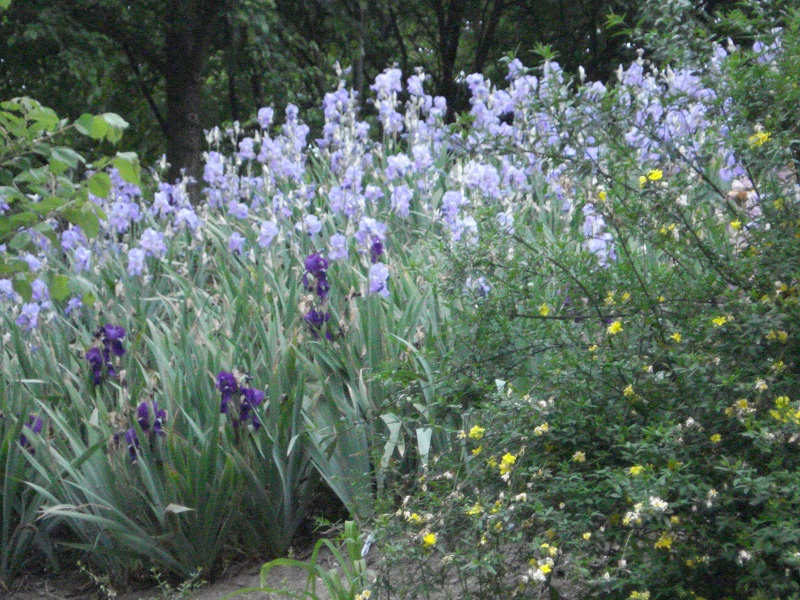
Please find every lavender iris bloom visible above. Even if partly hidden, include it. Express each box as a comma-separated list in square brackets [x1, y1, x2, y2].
[86, 325, 126, 385]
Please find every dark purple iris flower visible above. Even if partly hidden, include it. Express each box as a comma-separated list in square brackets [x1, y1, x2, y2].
[124, 427, 139, 462]
[19, 414, 43, 454]
[216, 371, 265, 430]
[86, 324, 126, 385]
[303, 252, 331, 300]
[86, 347, 104, 385]
[137, 400, 167, 435]
[370, 236, 384, 264]
[217, 371, 238, 414]
[304, 308, 332, 339]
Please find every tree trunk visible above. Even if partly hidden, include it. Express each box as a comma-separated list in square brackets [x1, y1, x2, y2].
[164, 0, 218, 196]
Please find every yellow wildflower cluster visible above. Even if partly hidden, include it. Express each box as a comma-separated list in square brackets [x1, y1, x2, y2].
[725, 398, 756, 418]
[623, 384, 635, 398]
[770, 396, 800, 425]
[468, 425, 485, 440]
[766, 329, 788, 343]
[670, 332, 682, 342]
[654, 532, 674, 550]
[421, 532, 437, 549]
[629, 591, 651, 599]
[533, 422, 549, 436]
[748, 131, 771, 147]
[354, 591, 372, 600]
[710, 434, 722, 444]
[639, 169, 663, 186]
[572, 451, 586, 463]
[465, 504, 483, 516]
[607, 320, 623, 336]
[499, 452, 517, 476]
[539, 303, 550, 317]
[628, 465, 645, 476]
[711, 315, 732, 327]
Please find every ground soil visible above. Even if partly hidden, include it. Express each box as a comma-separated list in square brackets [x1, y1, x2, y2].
[3, 555, 335, 600]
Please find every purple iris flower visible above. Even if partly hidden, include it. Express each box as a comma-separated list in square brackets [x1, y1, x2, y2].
[303, 252, 331, 301]
[369, 236, 384, 264]
[20, 414, 43, 454]
[217, 371, 238, 414]
[86, 347, 104, 385]
[103, 325, 126, 357]
[304, 308, 333, 339]
[240, 387, 265, 429]
[124, 427, 139, 462]
[137, 401, 167, 435]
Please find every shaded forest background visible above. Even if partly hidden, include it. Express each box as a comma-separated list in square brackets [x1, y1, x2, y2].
[0, 0, 741, 182]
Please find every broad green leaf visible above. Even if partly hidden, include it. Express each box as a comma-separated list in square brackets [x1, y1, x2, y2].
[74, 113, 94, 136]
[87, 171, 111, 198]
[12, 275, 31, 301]
[8, 230, 32, 251]
[31, 195, 66, 215]
[112, 152, 141, 185]
[63, 207, 100, 237]
[49, 274, 70, 301]
[50, 146, 84, 169]
[28, 106, 59, 131]
[102, 113, 128, 143]
[89, 115, 109, 140]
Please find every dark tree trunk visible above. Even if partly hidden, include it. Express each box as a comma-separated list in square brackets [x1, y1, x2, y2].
[164, 0, 218, 194]
[432, 0, 467, 122]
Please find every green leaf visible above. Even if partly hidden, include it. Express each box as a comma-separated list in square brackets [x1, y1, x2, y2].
[8, 230, 32, 251]
[89, 115, 109, 140]
[49, 275, 70, 302]
[50, 147, 84, 169]
[75, 114, 94, 136]
[31, 196, 66, 215]
[0, 0, 12, 10]
[13, 276, 31, 302]
[112, 152, 141, 185]
[87, 171, 111, 198]
[63, 207, 100, 238]
[102, 113, 128, 144]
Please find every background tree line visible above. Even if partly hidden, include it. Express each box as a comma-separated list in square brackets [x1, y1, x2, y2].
[0, 0, 741, 183]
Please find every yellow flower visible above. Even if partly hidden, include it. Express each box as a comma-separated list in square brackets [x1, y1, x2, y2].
[730, 220, 742, 230]
[748, 131, 771, 147]
[629, 465, 644, 476]
[766, 330, 788, 343]
[755, 379, 768, 392]
[604, 291, 616, 306]
[471, 446, 483, 456]
[572, 451, 586, 463]
[629, 592, 651, 600]
[588, 344, 599, 352]
[670, 332, 682, 343]
[539, 302, 551, 317]
[710, 434, 721, 444]
[539, 563, 552, 575]
[422, 532, 437, 549]
[711, 315, 730, 327]
[654, 532, 673, 550]
[468, 425, 485, 440]
[466, 504, 483, 516]
[607, 321, 623, 336]
[355, 591, 372, 600]
[670, 516, 680, 524]
[407, 512, 423, 524]
[623, 384, 635, 398]
[598, 190, 607, 202]
[639, 175, 648, 187]
[647, 169, 663, 181]
[582, 532, 592, 540]
[499, 452, 517, 475]
[534, 422, 549, 436]
[621, 292, 631, 302]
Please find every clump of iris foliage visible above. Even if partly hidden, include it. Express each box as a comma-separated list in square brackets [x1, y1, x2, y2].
[2, 6, 800, 600]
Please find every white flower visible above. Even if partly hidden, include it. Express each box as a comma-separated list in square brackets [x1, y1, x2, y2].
[649, 496, 668, 512]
